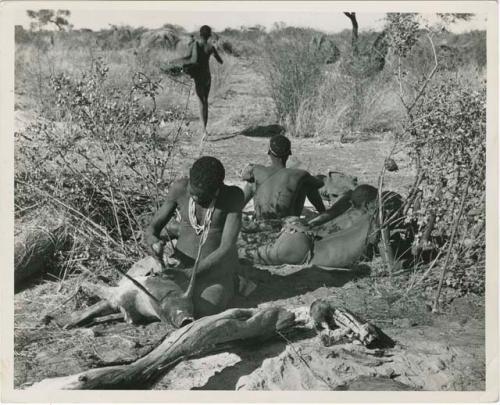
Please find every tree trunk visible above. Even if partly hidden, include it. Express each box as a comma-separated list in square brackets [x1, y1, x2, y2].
[29, 307, 296, 390]
[413, 178, 445, 260]
[344, 12, 359, 56]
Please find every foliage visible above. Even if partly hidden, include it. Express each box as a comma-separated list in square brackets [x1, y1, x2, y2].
[408, 77, 485, 290]
[436, 13, 474, 25]
[383, 13, 486, 296]
[260, 27, 326, 136]
[338, 30, 390, 134]
[385, 13, 421, 58]
[27, 9, 72, 31]
[16, 57, 186, 268]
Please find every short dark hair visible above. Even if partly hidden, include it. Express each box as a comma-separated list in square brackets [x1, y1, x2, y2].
[268, 135, 292, 158]
[189, 156, 225, 191]
[200, 25, 212, 39]
[381, 190, 403, 213]
[351, 184, 378, 208]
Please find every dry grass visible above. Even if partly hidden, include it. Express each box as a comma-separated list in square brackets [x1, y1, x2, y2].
[210, 53, 237, 100]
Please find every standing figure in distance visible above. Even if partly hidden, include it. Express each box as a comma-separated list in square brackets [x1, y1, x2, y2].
[185, 25, 223, 141]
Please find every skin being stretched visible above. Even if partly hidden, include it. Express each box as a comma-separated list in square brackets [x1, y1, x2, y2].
[242, 135, 326, 220]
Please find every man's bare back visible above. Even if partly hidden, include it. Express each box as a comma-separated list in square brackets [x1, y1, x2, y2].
[243, 164, 324, 219]
[242, 134, 325, 220]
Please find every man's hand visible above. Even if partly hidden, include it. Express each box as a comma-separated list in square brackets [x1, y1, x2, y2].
[146, 234, 164, 259]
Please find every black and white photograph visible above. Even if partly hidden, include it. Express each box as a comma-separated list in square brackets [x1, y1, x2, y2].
[1, 0, 498, 401]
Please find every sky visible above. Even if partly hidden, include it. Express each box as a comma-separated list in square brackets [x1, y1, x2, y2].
[14, 4, 487, 34]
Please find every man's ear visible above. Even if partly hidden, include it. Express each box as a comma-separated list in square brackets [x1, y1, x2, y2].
[366, 200, 377, 212]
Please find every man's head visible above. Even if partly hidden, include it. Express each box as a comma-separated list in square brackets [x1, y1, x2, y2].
[268, 134, 292, 163]
[189, 156, 225, 206]
[200, 25, 212, 40]
[381, 190, 403, 217]
[351, 185, 403, 216]
[351, 184, 378, 210]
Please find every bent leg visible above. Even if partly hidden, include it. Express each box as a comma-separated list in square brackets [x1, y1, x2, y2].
[240, 231, 312, 265]
[194, 279, 234, 318]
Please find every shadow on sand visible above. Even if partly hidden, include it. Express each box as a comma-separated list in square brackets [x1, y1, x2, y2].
[207, 124, 285, 143]
[240, 124, 285, 138]
[189, 263, 372, 390]
[192, 327, 316, 390]
[232, 262, 371, 309]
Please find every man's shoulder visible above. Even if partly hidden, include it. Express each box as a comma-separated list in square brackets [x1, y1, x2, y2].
[241, 163, 264, 179]
[167, 177, 189, 200]
[222, 184, 245, 201]
[220, 184, 245, 211]
[284, 167, 312, 178]
[253, 164, 276, 174]
[244, 163, 266, 171]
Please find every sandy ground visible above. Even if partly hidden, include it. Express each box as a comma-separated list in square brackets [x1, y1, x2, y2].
[14, 56, 485, 391]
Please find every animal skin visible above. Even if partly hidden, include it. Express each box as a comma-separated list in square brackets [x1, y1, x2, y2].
[65, 257, 196, 329]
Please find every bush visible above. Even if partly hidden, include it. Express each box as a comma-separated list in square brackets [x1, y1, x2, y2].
[379, 13, 487, 298]
[407, 73, 486, 295]
[260, 28, 326, 136]
[15, 57, 186, 270]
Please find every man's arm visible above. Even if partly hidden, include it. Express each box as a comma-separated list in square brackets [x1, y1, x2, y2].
[144, 181, 182, 257]
[304, 174, 326, 214]
[308, 190, 353, 227]
[242, 183, 256, 207]
[188, 40, 198, 64]
[241, 164, 256, 206]
[192, 189, 244, 275]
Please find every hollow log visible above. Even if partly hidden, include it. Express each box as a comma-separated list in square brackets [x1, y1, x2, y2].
[310, 299, 394, 349]
[15, 224, 71, 290]
[29, 307, 296, 390]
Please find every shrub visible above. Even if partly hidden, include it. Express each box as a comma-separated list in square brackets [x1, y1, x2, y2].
[407, 74, 486, 294]
[260, 28, 326, 136]
[383, 13, 486, 296]
[15, 57, 187, 271]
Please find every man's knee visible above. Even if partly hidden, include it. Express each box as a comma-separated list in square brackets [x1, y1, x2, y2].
[255, 232, 311, 265]
[195, 283, 231, 317]
[278, 232, 312, 264]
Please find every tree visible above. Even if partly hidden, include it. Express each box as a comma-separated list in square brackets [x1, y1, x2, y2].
[340, 12, 388, 138]
[382, 13, 486, 304]
[343, 12, 359, 56]
[436, 13, 473, 25]
[27, 9, 72, 31]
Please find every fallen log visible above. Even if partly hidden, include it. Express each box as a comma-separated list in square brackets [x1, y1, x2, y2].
[310, 299, 394, 349]
[29, 306, 296, 390]
[15, 222, 71, 290]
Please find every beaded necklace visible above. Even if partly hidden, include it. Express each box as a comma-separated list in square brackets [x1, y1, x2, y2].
[188, 191, 218, 243]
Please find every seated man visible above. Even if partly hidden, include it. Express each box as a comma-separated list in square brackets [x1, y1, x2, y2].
[242, 135, 326, 220]
[239, 185, 402, 269]
[145, 156, 244, 318]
